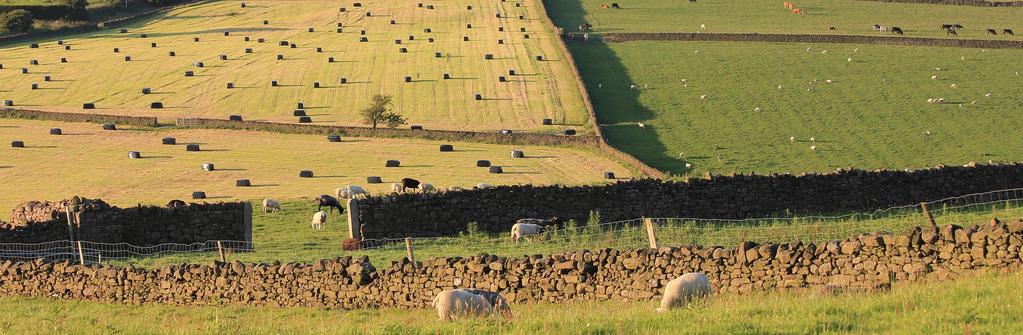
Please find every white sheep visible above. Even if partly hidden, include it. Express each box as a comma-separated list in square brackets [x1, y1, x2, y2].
[824, 79, 833, 84]
[789, 136, 795, 142]
[335, 185, 369, 199]
[931, 75, 938, 80]
[847, 58, 852, 62]
[630, 84, 638, 90]
[311, 211, 327, 229]
[937, 98, 945, 103]
[656, 273, 712, 312]
[699, 95, 707, 100]
[419, 183, 437, 194]
[261, 198, 281, 214]
[511, 223, 543, 242]
[475, 183, 495, 190]
[432, 289, 495, 321]
[806, 47, 812, 52]
[927, 98, 935, 104]
[949, 83, 957, 89]
[810, 145, 817, 151]
[853, 48, 860, 52]
[391, 182, 404, 193]
[446, 186, 464, 192]
[810, 137, 816, 143]
[700, 24, 706, 30]
[753, 107, 762, 112]
[821, 50, 828, 54]
[924, 130, 931, 135]
[985, 93, 992, 97]
[777, 85, 783, 89]
[685, 163, 693, 169]
[638, 122, 645, 128]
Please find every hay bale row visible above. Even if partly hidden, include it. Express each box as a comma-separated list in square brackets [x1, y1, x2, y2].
[192, 191, 206, 199]
[186, 144, 201, 152]
[511, 150, 525, 158]
[236, 179, 251, 187]
[102, 123, 116, 131]
[476, 160, 491, 167]
[439, 144, 453, 152]
[327, 134, 342, 142]
[489, 166, 504, 173]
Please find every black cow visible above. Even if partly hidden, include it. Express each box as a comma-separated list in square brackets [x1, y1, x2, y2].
[941, 24, 953, 30]
[953, 24, 964, 30]
[891, 27, 904, 35]
[315, 194, 344, 214]
[401, 178, 421, 193]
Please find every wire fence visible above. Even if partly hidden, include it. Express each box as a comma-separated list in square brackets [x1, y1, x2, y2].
[2, 188, 1022, 266]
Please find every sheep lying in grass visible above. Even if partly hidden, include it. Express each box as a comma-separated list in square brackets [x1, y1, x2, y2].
[432, 289, 495, 321]
[336, 185, 369, 199]
[261, 198, 281, 213]
[656, 273, 712, 312]
[311, 211, 327, 229]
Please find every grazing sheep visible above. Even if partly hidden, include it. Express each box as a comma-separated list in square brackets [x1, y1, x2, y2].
[432, 289, 495, 321]
[516, 217, 560, 226]
[985, 93, 992, 97]
[949, 83, 957, 89]
[311, 211, 327, 229]
[847, 58, 852, 62]
[167, 199, 186, 208]
[777, 85, 783, 89]
[630, 84, 638, 90]
[927, 98, 935, 104]
[261, 198, 281, 213]
[937, 98, 945, 103]
[446, 186, 464, 192]
[789, 136, 795, 142]
[854, 48, 860, 52]
[806, 47, 812, 52]
[810, 145, 817, 152]
[401, 178, 421, 193]
[511, 223, 544, 242]
[924, 130, 931, 135]
[314, 195, 344, 214]
[336, 185, 369, 199]
[391, 182, 404, 193]
[685, 163, 693, 169]
[824, 79, 833, 84]
[753, 107, 762, 112]
[475, 183, 495, 189]
[419, 183, 437, 194]
[637, 122, 645, 128]
[656, 273, 712, 312]
[821, 50, 828, 54]
[931, 75, 938, 80]
[462, 289, 512, 319]
[971, 100, 977, 105]
[810, 137, 816, 143]
[699, 95, 707, 100]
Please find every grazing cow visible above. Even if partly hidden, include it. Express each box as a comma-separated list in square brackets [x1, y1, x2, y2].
[987, 28, 998, 35]
[941, 24, 953, 30]
[948, 29, 958, 36]
[401, 178, 421, 193]
[314, 195, 344, 214]
[891, 27, 903, 35]
[600, 4, 609, 8]
[953, 24, 963, 30]
[1005, 29, 1015, 35]
[828, 26, 836, 31]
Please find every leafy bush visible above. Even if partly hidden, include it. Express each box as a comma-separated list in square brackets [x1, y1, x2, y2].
[0, 9, 34, 33]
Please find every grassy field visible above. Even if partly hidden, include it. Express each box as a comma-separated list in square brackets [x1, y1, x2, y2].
[0, 0, 589, 132]
[0, 270, 1018, 334]
[0, 118, 630, 213]
[545, 0, 1023, 39]
[568, 41, 1023, 174]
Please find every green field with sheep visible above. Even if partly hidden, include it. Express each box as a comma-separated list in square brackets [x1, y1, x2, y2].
[0, 0, 589, 132]
[0, 270, 1019, 334]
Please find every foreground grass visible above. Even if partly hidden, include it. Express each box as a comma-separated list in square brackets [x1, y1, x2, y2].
[569, 41, 1023, 174]
[0, 271, 1019, 334]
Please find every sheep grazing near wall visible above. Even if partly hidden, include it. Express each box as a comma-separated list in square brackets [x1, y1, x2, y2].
[401, 178, 421, 193]
[461, 289, 512, 319]
[432, 289, 495, 321]
[314, 195, 344, 214]
[475, 183, 494, 190]
[657, 273, 712, 312]
[511, 223, 544, 242]
[311, 211, 327, 229]
[391, 183, 404, 194]
[336, 185, 369, 199]
[418, 183, 437, 194]
[261, 199, 281, 213]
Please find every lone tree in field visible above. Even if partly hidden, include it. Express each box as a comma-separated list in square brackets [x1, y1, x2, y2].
[360, 94, 406, 129]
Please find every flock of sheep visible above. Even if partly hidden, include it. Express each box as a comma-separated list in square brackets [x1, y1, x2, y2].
[432, 272, 712, 320]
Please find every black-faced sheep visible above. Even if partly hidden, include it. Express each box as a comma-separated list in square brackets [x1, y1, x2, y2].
[311, 211, 327, 229]
[656, 273, 712, 312]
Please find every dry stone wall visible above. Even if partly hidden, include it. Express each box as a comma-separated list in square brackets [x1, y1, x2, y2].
[0, 222, 1020, 309]
[356, 164, 1023, 238]
[574, 32, 1023, 49]
[0, 197, 250, 245]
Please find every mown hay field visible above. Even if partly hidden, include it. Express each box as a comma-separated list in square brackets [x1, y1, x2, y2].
[0, 118, 629, 212]
[545, 0, 1023, 39]
[568, 41, 1023, 174]
[0, 271, 1018, 334]
[0, 0, 589, 132]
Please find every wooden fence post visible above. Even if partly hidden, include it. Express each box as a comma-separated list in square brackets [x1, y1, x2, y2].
[77, 240, 85, 265]
[405, 237, 415, 263]
[644, 218, 658, 249]
[920, 202, 938, 230]
[217, 240, 226, 263]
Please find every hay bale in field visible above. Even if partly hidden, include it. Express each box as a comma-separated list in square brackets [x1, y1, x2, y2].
[151, 102, 164, 109]
[194, 37, 200, 42]
[443, 73, 450, 79]
[520, 27, 527, 32]
[11, 141, 24, 148]
[485, 54, 493, 60]
[564, 129, 577, 135]
[290, 43, 296, 48]
[367, 12, 372, 16]
[511, 150, 525, 158]
[194, 61, 204, 67]
[604, 171, 616, 179]
[124, 56, 131, 62]
[336, 28, 342, 33]
[476, 160, 491, 167]
[263, 20, 269, 25]
[436, 52, 442, 58]
[244, 37, 249, 41]
[240, 2, 245, 7]
[340, 77, 347, 84]
[395, 39, 402, 45]
[220, 54, 228, 60]
[499, 27, 504, 32]
[20, 68, 27, 74]
[524, 34, 530, 39]
[236, 179, 251, 187]
[162, 137, 176, 145]
[57, 40, 63, 45]
[140, 33, 148, 38]
[297, 102, 305, 109]
[128, 151, 141, 159]
[192, 191, 206, 199]
[519, 15, 525, 19]
[2, 100, 12, 107]
[475, 94, 483, 100]
[102, 123, 116, 131]
[536, 55, 543, 61]
[279, 41, 289, 46]
[113, 48, 119, 53]
[298, 116, 312, 123]
[293, 109, 306, 116]
[509, 69, 516, 75]
[496, 13, 501, 18]
[424, 28, 431, 33]
[405, 76, 412, 82]
[169, 51, 176, 56]
[313, 82, 320, 88]
[467, 23, 472, 29]
[226, 82, 234, 89]
[353, 2, 362, 7]
[120, 29, 128, 33]
[43, 75, 51, 82]
[328, 57, 335, 62]
[463, 36, 469, 41]
[316, 47, 322, 52]
[327, 134, 341, 142]
[30, 83, 38, 90]
[201, 163, 214, 171]
[467, 5, 473, 10]
[186, 144, 201, 152]
[229, 115, 243, 121]
[222, 31, 229, 37]
[409, 35, 414, 40]
[245, 48, 252, 53]
[271, 80, 279, 86]
[151, 43, 157, 48]
[400, 47, 407, 53]
[418, 3, 423, 7]
[184, 71, 194, 77]
[299, 170, 314, 178]
[30, 43, 38, 48]
[439, 144, 453, 152]
[427, 5, 434, 9]
[390, 20, 395, 25]
[277, 54, 284, 60]
[49, 128, 62, 135]
[542, 118, 553, 125]
[257, 38, 265, 43]
[489, 166, 504, 174]
[64, 45, 70, 50]
[385, 160, 401, 167]
[340, 7, 346, 12]
[367, 176, 382, 184]
[500, 129, 513, 135]
[499, 76, 507, 82]
[498, 39, 504, 44]
[309, 27, 315, 32]
[360, 30, 366, 35]
[428, 37, 434, 42]
[30, 59, 38, 65]
[360, 37, 368, 42]
[410, 125, 423, 130]
[60, 58, 68, 63]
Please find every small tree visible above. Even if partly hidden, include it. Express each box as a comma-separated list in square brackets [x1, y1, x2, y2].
[359, 94, 406, 129]
[0, 10, 34, 33]
[65, 0, 89, 21]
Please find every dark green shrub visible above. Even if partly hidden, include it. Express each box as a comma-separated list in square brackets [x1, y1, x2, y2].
[0, 9, 34, 33]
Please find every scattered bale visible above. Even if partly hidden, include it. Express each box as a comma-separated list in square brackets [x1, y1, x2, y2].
[184, 71, 194, 77]
[467, 5, 473, 10]
[336, 28, 342, 33]
[30, 59, 38, 65]
[327, 134, 342, 142]
[263, 20, 269, 25]
[511, 150, 525, 158]
[271, 80, 279, 86]
[467, 23, 472, 28]
[151, 102, 164, 109]
[186, 144, 201, 152]
[120, 29, 128, 33]
[390, 20, 396, 24]
[279, 41, 289, 46]
[405, 76, 413, 82]
[428, 38, 434, 42]
[49, 128, 62, 135]
[499, 76, 507, 82]
[425, 28, 432, 33]
[298, 116, 312, 123]
[475, 94, 483, 100]
[245, 48, 252, 53]
[520, 27, 526, 32]
[194, 61, 203, 67]
[427, 5, 434, 9]
[31, 83, 38, 90]
[396, 39, 403, 45]
[226, 82, 234, 89]
[400, 47, 407, 53]
[240, 2, 245, 7]
[385, 160, 401, 167]
[236, 179, 251, 187]
[360, 37, 369, 42]
[476, 160, 491, 167]
[564, 129, 577, 135]
[340, 77, 348, 84]
[297, 102, 305, 109]
[194, 37, 200, 42]
[192, 191, 207, 199]
[140, 33, 148, 38]
[2, 100, 13, 106]
[328, 57, 335, 62]
[499, 27, 504, 32]
[30, 43, 38, 48]
[128, 151, 141, 159]
[498, 39, 504, 44]
[313, 82, 321, 88]
[489, 166, 504, 173]
[82, 103, 95, 109]
[360, 30, 366, 35]
[258, 38, 265, 43]
[443, 73, 450, 79]
[439, 144, 454, 152]
[11, 141, 24, 148]
[509, 69, 516, 75]
[244, 37, 250, 41]
[201, 163, 214, 171]
[485, 54, 494, 60]
[64, 45, 70, 50]
[367, 176, 382, 184]
[536, 55, 543, 61]
[294, 109, 306, 116]
[162, 137, 176, 145]
[290, 43, 296, 48]
[169, 51, 176, 56]
[229, 115, 243, 121]
[220, 54, 228, 60]
[463, 36, 469, 41]
[524, 34, 530, 39]
[299, 170, 314, 178]
[124, 56, 131, 61]
[277, 54, 284, 60]
[57, 40, 63, 45]
[316, 47, 322, 52]
[410, 125, 424, 130]
[142, 87, 151, 94]
[20, 68, 27, 74]
[102, 123, 116, 131]
[542, 118, 553, 125]
[60, 58, 68, 63]
[308, 28, 314, 32]
[604, 171, 616, 179]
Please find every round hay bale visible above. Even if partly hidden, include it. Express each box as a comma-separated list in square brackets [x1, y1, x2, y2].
[536, 55, 543, 61]
[340, 7, 346, 12]
[542, 118, 553, 125]
[30, 43, 38, 48]
[499, 76, 507, 82]
[193, 61, 202, 67]
[120, 29, 128, 33]
[290, 43, 296, 48]
[519, 15, 525, 19]
[57, 40, 63, 45]
[297, 102, 305, 109]
[316, 47, 322, 52]
[257, 38, 265, 43]
[410, 125, 423, 130]
[31, 83, 38, 90]
[11, 141, 24, 148]
[328, 57, 335, 63]
[467, 23, 472, 28]
[395, 39, 402, 45]
[240, 2, 245, 7]
[360, 37, 369, 42]
[439, 144, 453, 152]
[186, 144, 201, 152]
[194, 37, 200, 42]
[279, 40, 289, 46]
[128, 151, 141, 159]
[603, 171, 616, 179]
[151, 102, 164, 109]
[389, 20, 395, 24]
[236, 179, 251, 187]
[476, 160, 491, 167]
[428, 37, 434, 42]
[102, 123, 116, 130]
[360, 30, 366, 35]
[293, 109, 306, 116]
[436, 52, 442, 58]
[418, 3, 423, 7]
[140, 33, 148, 38]
[424, 28, 432, 33]
[277, 54, 284, 60]
[385, 160, 401, 167]
[467, 5, 473, 10]
[169, 51, 176, 56]
[500, 129, 513, 135]
[60, 58, 68, 63]
[342, 238, 362, 251]
[201, 163, 214, 171]
[229, 115, 243, 121]
[192, 191, 207, 199]
[521, 27, 527, 32]
[263, 20, 269, 24]
[226, 82, 234, 89]
[162, 137, 176, 145]
[30, 59, 38, 65]
[498, 39, 504, 44]
[299, 170, 314, 178]
[82, 103, 95, 109]
[336, 28, 343, 33]
[485, 54, 494, 60]
[49, 128, 62, 135]
[327, 134, 342, 142]
[524, 34, 530, 39]
[463, 36, 469, 41]
[509, 69, 516, 75]
[64, 45, 71, 50]
[564, 129, 577, 135]
[223, 31, 230, 36]
[298, 116, 312, 123]
[338, 23, 343, 27]
[427, 4, 434, 9]
[184, 71, 194, 77]
[366, 176, 382, 184]
[511, 150, 525, 158]
[20, 68, 28, 74]
[499, 27, 504, 32]
[142, 87, 151, 94]
[399, 47, 407, 53]
[244, 36, 250, 41]
[489, 166, 504, 174]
